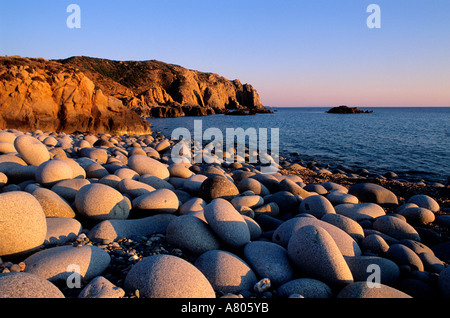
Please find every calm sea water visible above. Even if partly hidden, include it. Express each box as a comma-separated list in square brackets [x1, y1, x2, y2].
[147, 107, 450, 183]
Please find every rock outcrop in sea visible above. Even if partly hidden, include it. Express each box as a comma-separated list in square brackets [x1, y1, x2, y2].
[327, 106, 374, 114]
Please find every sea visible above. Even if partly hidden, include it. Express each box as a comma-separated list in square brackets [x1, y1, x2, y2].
[147, 107, 450, 184]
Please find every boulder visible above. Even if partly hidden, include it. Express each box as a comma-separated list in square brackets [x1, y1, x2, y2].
[203, 198, 250, 249]
[127, 155, 170, 180]
[199, 175, 239, 202]
[0, 272, 65, 298]
[131, 188, 179, 214]
[124, 254, 215, 298]
[74, 183, 130, 221]
[348, 183, 398, 206]
[287, 224, 353, 286]
[0, 191, 47, 257]
[13, 135, 50, 166]
[194, 249, 258, 294]
[24, 245, 111, 283]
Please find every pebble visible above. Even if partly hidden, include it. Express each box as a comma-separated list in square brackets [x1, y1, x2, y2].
[397, 206, 435, 225]
[117, 179, 155, 199]
[51, 178, 91, 203]
[273, 216, 361, 257]
[124, 254, 216, 298]
[321, 213, 365, 241]
[385, 243, 424, 272]
[344, 255, 400, 285]
[287, 224, 354, 286]
[237, 177, 271, 196]
[194, 249, 258, 295]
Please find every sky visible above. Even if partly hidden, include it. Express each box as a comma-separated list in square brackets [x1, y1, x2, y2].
[1, 0, 449, 107]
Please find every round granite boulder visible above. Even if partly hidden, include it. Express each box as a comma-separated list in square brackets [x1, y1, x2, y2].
[0, 272, 65, 298]
[203, 198, 250, 249]
[75, 183, 130, 221]
[194, 249, 258, 294]
[0, 191, 47, 257]
[199, 175, 239, 202]
[407, 194, 439, 212]
[24, 245, 111, 283]
[348, 183, 398, 206]
[14, 135, 50, 166]
[127, 154, 170, 180]
[287, 224, 353, 286]
[124, 254, 215, 298]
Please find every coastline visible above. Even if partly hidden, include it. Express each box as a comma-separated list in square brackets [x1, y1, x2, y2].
[0, 127, 448, 300]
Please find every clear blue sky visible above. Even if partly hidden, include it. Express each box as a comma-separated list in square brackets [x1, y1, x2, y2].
[1, 0, 449, 107]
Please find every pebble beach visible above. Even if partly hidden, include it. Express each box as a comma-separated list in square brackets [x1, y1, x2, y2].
[0, 128, 449, 300]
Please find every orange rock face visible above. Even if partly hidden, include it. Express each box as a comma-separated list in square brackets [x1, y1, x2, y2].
[0, 57, 151, 134]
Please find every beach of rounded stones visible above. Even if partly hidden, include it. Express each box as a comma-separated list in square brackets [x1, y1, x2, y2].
[0, 128, 449, 299]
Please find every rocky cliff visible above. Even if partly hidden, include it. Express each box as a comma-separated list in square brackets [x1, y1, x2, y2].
[57, 56, 269, 117]
[0, 56, 269, 134]
[0, 56, 151, 134]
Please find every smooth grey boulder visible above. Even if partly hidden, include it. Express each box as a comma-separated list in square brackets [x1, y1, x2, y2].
[298, 195, 335, 218]
[335, 203, 385, 222]
[287, 224, 354, 286]
[24, 245, 111, 283]
[203, 198, 250, 249]
[0, 191, 47, 257]
[194, 249, 258, 294]
[372, 215, 420, 241]
[348, 183, 398, 206]
[75, 183, 130, 221]
[344, 255, 400, 286]
[124, 254, 215, 298]
[407, 194, 439, 212]
[78, 276, 125, 298]
[0, 272, 65, 298]
[14, 134, 50, 166]
[276, 278, 332, 298]
[88, 214, 176, 242]
[385, 244, 424, 271]
[337, 281, 411, 298]
[243, 241, 295, 286]
[272, 216, 361, 257]
[166, 214, 221, 256]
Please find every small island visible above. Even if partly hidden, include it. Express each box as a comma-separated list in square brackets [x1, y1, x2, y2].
[326, 105, 374, 114]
